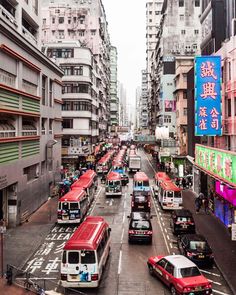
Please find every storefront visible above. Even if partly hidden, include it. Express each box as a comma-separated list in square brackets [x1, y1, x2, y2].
[194, 144, 236, 231]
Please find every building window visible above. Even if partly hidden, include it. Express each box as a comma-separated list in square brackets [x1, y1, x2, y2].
[49, 79, 53, 107]
[23, 164, 39, 182]
[179, 14, 184, 21]
[164, 115, 171, 123]
[59, 17, 64, 24]
[194, 29, 199, 34]
[234, 97, 236, 116]
[179, 0, 184, 7]
[79, 30, 85, 36]
[49, 119, 53, 134]
[227, 99, 231, 117]
[183, 108, 187, 116]
[155, 11, 160, 15]
[62, 119, 73, 129]
[58, 30, 65, 38]
[62, 101, 71, 111]
[41, 118, 46, 134]
[42, 75, 47, 105]
[43, 18, 46, 25]
[74, 66, 83, 75]
[91, 30, 96, 36]
[181, 30, 186, 34]
[79, 17, 85, 24]
[195, 0, 200, 7]
[149, 11, 152, 15]
[52, 18, 55, 24]
[68, 18, 71, 24]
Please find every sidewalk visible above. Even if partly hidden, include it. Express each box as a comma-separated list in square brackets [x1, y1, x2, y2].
[1, 196, 58, 294]
[182, 189, 236, 294]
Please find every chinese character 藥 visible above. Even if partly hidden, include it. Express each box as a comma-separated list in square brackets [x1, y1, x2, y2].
[199, 106, 207, 117]
[200, 61, 217, 80]
[201, 82, 217, 99]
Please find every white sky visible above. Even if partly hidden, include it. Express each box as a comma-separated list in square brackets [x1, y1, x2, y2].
[102, 0, 147, 107]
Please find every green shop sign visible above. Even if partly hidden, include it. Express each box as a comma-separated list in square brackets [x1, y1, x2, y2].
[195, 144, 236, 185]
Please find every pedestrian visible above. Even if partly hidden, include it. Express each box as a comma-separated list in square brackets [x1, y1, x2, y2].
[202, 196, 209, 214]
[195, 195, 202, 213]
[175, 177, 180, 187]
[181, 177, 186, 189]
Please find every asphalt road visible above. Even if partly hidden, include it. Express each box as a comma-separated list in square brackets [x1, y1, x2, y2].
[17, 150, 233, 295]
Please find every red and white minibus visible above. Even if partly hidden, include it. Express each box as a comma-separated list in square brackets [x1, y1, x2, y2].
[96, 151, 113, 174]
[57, 188, 89, 224]
[153, 172, 171, 197]
[133, 172, 150, 192]
[158, 180, 183, 210]
[105, 171, 122, 197]
[71, 170, 98, 204]
[61, 216, 111, 288]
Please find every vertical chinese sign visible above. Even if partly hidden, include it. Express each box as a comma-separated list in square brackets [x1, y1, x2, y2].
[195, 56, 222, 136]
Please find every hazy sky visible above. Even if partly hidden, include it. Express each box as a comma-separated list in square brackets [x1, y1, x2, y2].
[102, 0, 146, 106]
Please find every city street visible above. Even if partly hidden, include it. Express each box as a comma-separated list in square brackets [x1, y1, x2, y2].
[6, 150, 232, 295]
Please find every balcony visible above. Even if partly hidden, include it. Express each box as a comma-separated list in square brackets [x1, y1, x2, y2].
[0, 123, 16, 138]
[0, 5, 17, 29]
[22, 26, 38, 46]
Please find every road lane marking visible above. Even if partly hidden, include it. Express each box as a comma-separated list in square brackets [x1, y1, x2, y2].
[200, 269, 221, 277]
[118, 250, 122, 274]
[208, 279, 222, 286]
[121, 228, 124, 243]
[166, 235, 170, 240]
[212, 290, 231, 295]
[90, 187, 102, 215]
[164, 228, 167, 233]
[122, 212, 126, 224]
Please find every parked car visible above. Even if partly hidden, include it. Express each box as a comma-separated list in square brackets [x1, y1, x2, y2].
[128, 211, 152, 244]
[147, 254, 212, 295]
[170, 209, 196, 235]
[177, 234, 214, 267]
[131, 191, 151, 212]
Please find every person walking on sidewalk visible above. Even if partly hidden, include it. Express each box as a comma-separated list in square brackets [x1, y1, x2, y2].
[195, 194, 203, 213]
[202, 195, 209, 214]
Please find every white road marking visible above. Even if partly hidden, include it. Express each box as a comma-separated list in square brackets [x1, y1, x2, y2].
[118, 250, 122, 274]
[122, 212, 126, 224]
[16, 277, 57, 280]
[164, 228, 167, 233]
[208, 279, 222, 286]
[169, 243, 172, 248]
[90, 187, 102, 215]
[121, 228, 124, 243]
[166, 235, 170, 240]
[200, 269, 221, 277]
[212, 289, 231, 295]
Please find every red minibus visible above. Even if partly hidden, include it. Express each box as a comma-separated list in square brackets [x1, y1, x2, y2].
[57, 188, 89, 224]
[133, 172, 150, 192]
[61, 216, 111, 288]
[153, 172, 171, 197]
[158, 180, 183, 210]
[105, 171, 122, 197]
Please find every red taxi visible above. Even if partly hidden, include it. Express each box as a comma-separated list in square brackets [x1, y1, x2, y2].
[147, 254, 212, 295]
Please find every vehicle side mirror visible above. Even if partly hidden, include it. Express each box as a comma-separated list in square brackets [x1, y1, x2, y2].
[108, 228, 111, 233]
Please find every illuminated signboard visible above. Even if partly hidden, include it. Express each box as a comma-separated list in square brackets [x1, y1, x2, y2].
[195, 56, 222, 136]
[195, 144, 236, 185]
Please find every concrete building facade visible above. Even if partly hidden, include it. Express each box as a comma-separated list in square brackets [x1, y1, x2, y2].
[41, 0, 111, 148]
[0, 0, 63, 227]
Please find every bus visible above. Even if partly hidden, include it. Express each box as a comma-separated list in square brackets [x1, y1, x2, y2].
[71, 170, 98, 204]
[158, 180, 183, 210]
[133, 172, 150, 193]
[153, 172, 171, 198]
[61, 216, 111, 288]
[105, 171, 122, 197]
[57, 188, 89, 224]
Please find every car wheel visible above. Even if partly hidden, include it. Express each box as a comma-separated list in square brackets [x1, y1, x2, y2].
[170, 285, 177, 295]
[148, 264, 154, 276]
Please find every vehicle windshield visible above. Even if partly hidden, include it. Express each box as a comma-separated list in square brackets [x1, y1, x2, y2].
[131, 220, 150, 229]
[174, 191, 181, 198]
[180, 267, 201, 278]
[190, 241, 208, 251]
[108, 180, 120, 186]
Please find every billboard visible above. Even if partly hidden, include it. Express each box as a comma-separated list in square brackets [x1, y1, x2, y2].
[195, 144, 236, 186]
[195, 56, 222, 136]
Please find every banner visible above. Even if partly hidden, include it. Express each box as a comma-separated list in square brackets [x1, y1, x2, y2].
[195, 56, 222, 136]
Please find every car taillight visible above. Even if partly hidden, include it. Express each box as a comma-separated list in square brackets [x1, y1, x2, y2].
[129, 230, 135, 234]
[187, 251, 193, 257]
[61, 274, 67, 281]
[183, 286, 192, 292]
[148, 201, 150, 207]
[91, 273, 98, 281]
[131, 201, 134, 207]
[146, 231, 152, 235]
[204, 283, 212, 289]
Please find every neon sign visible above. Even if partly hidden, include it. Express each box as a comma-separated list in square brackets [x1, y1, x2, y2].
[195, 56, 222, 136]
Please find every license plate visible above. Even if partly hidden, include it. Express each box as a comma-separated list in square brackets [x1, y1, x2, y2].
[71, 275, 77, 279]
[181, 224, 187, 228]
[198, 255, 204, 258]
[138, 206, 144, 208]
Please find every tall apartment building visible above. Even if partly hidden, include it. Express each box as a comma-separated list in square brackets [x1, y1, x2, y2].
[151, 0, 201, 162]
[140, 70, 149, 130]
[135, 86, 141, 131]
[146, 0, 164, 133]
[41, 0, 111, 161]
[0, 0, 63, 227]
[118, 83, 128, 127]
[43, 41, 99, 169]
[109, 46, 119, 129]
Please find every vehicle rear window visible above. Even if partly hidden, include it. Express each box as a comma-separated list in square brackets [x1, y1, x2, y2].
[70, 202, 79, 210]
[68, 251, 79, 264]
[180, 267, 201, 277]
[131, 220, 150, 229]
[62, 202, 69, 210]
[81, 250, 96, 264]
[108, 180, 120, 186]
[190, 241, 207, 251]
[177, 217, 192, 223]
[134, 196, 147, 203]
